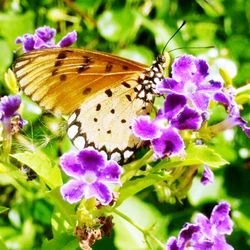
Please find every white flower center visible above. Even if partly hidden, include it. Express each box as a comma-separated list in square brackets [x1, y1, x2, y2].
[156, 118, 169, 129]
[83, 171, 97, 184]
[184, 81, 197, 94]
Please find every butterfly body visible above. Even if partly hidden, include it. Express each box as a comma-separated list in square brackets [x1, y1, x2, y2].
[14, 48, 167, 162]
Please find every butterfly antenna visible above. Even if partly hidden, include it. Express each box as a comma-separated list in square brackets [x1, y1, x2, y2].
[168, 45, 215, 53]
[161, 21, 186, 55]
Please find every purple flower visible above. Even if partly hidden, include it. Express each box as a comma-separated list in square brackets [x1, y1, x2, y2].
[0, 95, 21, 120]
[213, 88, 250, 138]
[132, 115, 185, 159]
[166, 201, 234, 250]
[60, 148, 122, 205]
[132, 93, 203, 158]
[157, 55, 222, 113]
[152, 127, 185, 159]
[58, 31, 77, 47]
[36, 26, 56, 42]
[16, 34, 35, 53]
[0, 95, 25, 134]
[16, 26, 77, 53]
[201, 165, 214, 185]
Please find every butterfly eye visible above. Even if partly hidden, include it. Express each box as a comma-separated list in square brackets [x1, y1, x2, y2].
[156, 55, 166, 64]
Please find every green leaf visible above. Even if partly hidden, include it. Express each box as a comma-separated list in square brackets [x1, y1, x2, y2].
[117, 45, 154, 65]
[141, 17, 180, 50]
[0, 206, 9, 214]
[12, 151, 62, 189]
[233, 200, 250, 235]
[113, 196, 167, 250]
[46, 188, 76, 228]
[0, 11, 34, 49]
[186, 144, 228, 168]
[188, 176, 225, 206]
[0, 40, 12, 78]
[21, 95, 42, 123]
[196, 0, 224, 17]
[97, 9, 136, 42]
[4, 69, 19, 94]
[117, 175, 163, 205]
[0, 238, 8, 250]
[42, 233, 79, 250]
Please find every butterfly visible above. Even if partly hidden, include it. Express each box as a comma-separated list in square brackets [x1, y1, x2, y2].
[13, 48, 169, 163]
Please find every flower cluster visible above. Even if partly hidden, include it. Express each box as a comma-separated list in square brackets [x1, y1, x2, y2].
[16, 26, 77, 53]
[132, 55, 220, 159]
[60, 148, 122, 205]
[0, 95, 25, 134]
[166, 201, 234, 250]
[132, 55, 250, 160]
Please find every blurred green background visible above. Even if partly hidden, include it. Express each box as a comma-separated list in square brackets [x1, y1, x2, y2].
[0, 0, 250, 249]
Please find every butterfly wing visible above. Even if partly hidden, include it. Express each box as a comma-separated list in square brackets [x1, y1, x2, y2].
[14, 48, 147, 114]
[67, 76, 152, 162]
[14, 48, 152, 161]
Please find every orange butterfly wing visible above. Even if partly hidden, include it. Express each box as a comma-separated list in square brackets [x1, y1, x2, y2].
[14, 48, 147, 114]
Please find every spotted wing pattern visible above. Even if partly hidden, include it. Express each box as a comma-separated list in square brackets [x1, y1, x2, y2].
[67, 76, 154, 162]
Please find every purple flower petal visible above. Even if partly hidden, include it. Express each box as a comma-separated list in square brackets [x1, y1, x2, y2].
[171, 106, 202, 130]
[0, 95, 21, 119]
[87, 182, 112, 205]
[214, 92, 231, 107]
[210, 202, 233, 235]
[77, 148, 106, 170]
[152, 127, 184, 158]
[178, 224, 200, 248]
[16, 37, 23, 44]
[60, 179, 86, 203]
[99, 160, 123, 185]
[16, 34, 35, 52]
[35, 26, 56, 42]
[201, 165, 214, 185]
[198, 80, 222, 91]
[157, 78, 184, 94]
[194, 58, 209, 83]
[165, 237, 179, 250]
[163, 94, 187, 120]
[132, 115, 162, 140]
[191, 92, 210, 112]
[59, 148, 122, 205]
[60, 152, 84, 178]
[172, 55, 197, 83]
[16, 27, 78, 52]
[58, 31, 77, 47]
[166, 202, 234, 250]
[34, 36, 55, 50]
[196, 213, 212, 238]
[213, 235, 234, 250]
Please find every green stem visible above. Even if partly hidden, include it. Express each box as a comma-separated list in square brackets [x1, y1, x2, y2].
[122, 150, 154, 182]
[113, 208, 165, 250]
[236, 83, 250, 95]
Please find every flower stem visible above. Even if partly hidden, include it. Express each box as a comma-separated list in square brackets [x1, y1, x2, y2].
[236, 83, 250, 95]
[122, 150, 154, 182]
[113, 208, 165, 250]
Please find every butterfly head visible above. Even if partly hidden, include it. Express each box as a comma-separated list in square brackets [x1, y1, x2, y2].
[156, 51, 170, 69]
[138, 51, 170, 97]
